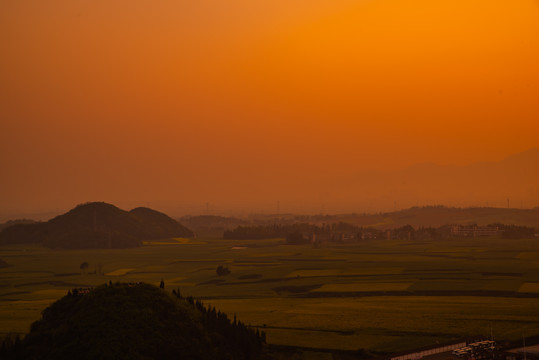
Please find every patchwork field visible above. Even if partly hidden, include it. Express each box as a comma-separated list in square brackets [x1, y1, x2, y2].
[1, 237, 539, 353]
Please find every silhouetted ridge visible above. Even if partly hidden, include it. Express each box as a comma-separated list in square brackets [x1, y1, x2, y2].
[0, 282, 264, 359]
[129, 207, 194, 239]
[0, 202, 193, 249]
[0, 219, 37, 232]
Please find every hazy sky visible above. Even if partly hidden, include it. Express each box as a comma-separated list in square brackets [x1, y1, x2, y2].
[1, 0, 538, 216]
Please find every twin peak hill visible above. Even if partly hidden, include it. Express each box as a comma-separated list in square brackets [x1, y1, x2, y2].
[0, 202, 194, 249]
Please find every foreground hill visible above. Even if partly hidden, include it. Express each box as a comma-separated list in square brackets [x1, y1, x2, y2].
[0, 202, 193, 249]
[0, 283, 264, 360]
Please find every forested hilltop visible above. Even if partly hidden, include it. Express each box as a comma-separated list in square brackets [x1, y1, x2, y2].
[0, 282, 265, 360]
[0, 202, 193, 249]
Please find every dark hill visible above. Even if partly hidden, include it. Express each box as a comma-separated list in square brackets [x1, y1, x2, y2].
[0, 283, 264, 360]
[0, 202, 193, 249]
[130, 207, 194, 239]
[0, 219, 37, 232]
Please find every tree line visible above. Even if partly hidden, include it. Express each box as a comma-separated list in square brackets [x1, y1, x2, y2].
[172, 288, 265, 359]
[223, 222, 536, 244]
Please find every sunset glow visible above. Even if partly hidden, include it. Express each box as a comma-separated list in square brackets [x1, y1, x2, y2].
[1, 0, 538, 215]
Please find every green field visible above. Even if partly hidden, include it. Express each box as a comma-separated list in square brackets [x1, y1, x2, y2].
[2, 237, 539, 353]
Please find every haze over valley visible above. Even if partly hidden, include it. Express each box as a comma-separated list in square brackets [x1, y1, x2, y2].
[1, 0, 539, 358]
[2, 0, 539, 219]
[1, 148, 538, 221]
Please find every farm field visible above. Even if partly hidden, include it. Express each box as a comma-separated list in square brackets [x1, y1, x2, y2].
[1, 237, 539, 353]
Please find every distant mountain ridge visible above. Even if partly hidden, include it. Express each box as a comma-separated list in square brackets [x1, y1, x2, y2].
[339, 205, 539, 230]
[179, 206, 539, 237]
[0, 202, 193, 249]
[324, 148, 539, 212]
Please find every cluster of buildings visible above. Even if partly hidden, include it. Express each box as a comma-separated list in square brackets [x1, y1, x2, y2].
[389, 338, 539, 360]
[450, 225, 500, 237]
[452, 340, 496, 358]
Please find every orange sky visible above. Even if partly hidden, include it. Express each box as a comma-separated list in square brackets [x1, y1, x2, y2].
[1, 0, 538, 216]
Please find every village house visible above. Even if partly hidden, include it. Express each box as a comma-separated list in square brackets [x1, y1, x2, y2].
[451, 225, 500, 237]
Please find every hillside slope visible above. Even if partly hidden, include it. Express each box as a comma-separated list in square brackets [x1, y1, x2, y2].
[0, 283, 264, 360]
[130, 207, 193, 239]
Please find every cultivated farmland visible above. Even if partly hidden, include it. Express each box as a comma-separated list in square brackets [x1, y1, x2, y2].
[1, 236, 539, 353]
